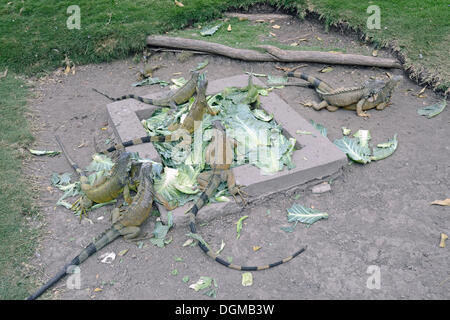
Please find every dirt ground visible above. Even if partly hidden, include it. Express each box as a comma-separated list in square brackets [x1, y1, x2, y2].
[26, 12, 450, 300]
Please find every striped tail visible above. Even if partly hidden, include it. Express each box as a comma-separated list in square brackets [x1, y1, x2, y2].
[55, 134, 85, 177]
[187, 172, 307, 271]
[286, 71, 334, 93]
[92, 88, 155, 105]
[99, 134, 188, 154]
[27, 227, 120, 300]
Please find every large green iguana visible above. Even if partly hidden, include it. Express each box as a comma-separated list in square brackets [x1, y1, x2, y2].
[92, 71, 199, 110]
[287, 71, 402, 117]
[97, 73, 217, 154]
[27, 163, 155, 300]
[187, 120, 307, 271]
[56, 135, 137, 217]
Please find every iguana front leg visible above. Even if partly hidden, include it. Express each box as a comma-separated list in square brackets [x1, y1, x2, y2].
[356, 98, 370, 117]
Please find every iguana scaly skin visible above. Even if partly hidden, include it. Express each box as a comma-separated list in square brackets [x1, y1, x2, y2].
[56, 135, 135, 217]
[27, 163, 155, 300]
[287, 71, 401, 117]
[92, 71, 199, 110]
[97, 73, 216, 154]
[187, 120, 307, 271]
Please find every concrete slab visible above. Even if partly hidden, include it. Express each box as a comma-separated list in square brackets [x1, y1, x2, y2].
[107, 74, 347, 225]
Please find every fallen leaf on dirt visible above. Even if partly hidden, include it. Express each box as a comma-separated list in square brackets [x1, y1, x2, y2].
[99, 252, 116, 264]
[200, 23, 223, 36]
[28, 149, 60, 157]
[182, 276, 190, 283]
[172, 269, 178, 276]
[242, 272, 253, 286]
[174, 0, 184, 7]
[189, 276, 213, 292]
[418, 100, 446, 118]
[269, 32, 276, 37]
[298, 38, 308, 42]
[118, 249, 129, 257]
[272, 25, 280, 29]
[94, 288, 103, 292]
[290, 42, 299, 47]
[320, 66, 333, 73]
[341, 127, 351, 136]
[215, 240, 225, 255]
[417, 87, 426, 95]
[255, 19, 265, 23]
[236, 215, 248, 239]
[296, 130, 313, 135]
[227, 24, 232, 32]
[182, 239, 194, 247]
[252, 246, 261, 252]
[316, 36, 323, 41]
[431, 199, 450, 206]
[439, 233, 448, 248]
[372, 50, 378, 57]
[418, 94, 427, 98]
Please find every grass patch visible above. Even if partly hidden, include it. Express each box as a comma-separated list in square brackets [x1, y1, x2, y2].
[0, 74, 38, 299]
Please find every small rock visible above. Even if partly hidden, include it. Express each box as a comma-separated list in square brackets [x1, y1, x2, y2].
[311, 182, 331, 194]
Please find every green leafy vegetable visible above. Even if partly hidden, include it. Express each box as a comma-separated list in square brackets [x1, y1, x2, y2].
[284, 203, 328, 229]
[236, 215, 248, 239]
[132, 77, 169, 87]
[200, 24, 222, 36]
[418, 100, 446, 118]
[353, 130, 371, 147]
[309, 120, 327, 137]
[28, 149, 60, 156]
[371, 134, 398, 161]
[333, 136, 371, 164]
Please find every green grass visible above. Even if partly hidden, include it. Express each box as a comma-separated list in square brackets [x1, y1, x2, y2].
[0, 74, 38, 299]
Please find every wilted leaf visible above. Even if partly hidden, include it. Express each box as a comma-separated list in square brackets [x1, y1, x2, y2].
[86, 154, 114, 172]
[372, 50, 378, 57]
[418, 100, 446, 118]
[320, 66, 333, 73]
[341, 127, 351, 136]
[215, 240, 225, 255]
[286, 203, 328, 227]
[200, 24, 222, 36]
[227, 24, 232, 32]
[182, 239, 194, 247]
[118, 249, 129, 257]
[252, 246, 261, 252]
[272, 25, 280, 29]
[242, 272, 253, 286]
[174, 0, 184, 7]
[370, 134, 398, 161]
[334, 136, 371, 164]
[28, 149, 60, 157]
[432, 199, 450, 206]
[309, 119, 327, 138]
[172, 269, 178, 276]
[182, 276, 190, 283]
[440, 233, 448, 248]
[189, 276, 213, 291]
[132, 77, 169, 87]
[236, 215, 248, 239]
[94, 288, 103, 292]
[252, 109, 273, 122]
[353, 130, 371, 147]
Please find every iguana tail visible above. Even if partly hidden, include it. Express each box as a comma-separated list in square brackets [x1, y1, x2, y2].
[286, 71, 334, 93]
[92, 88, 156, 105]
[55, 134, 86, 177]
[187, 172, 307, 271]
[98, 132, 191, 154]
[27, 226, 121, 300]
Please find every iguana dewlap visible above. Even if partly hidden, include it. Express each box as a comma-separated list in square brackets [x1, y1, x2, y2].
[27, 163, 155, 300]
[186, 120, 306, 271]
[287, 71, 402, 117]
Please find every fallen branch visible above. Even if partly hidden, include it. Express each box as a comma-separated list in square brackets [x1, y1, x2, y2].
[146, 35, 402, 69]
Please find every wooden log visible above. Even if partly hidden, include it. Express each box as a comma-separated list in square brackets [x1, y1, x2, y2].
[146, 35, 402, 69]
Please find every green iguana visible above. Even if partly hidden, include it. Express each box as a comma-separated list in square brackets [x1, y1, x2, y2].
[56, 135, 136, 217]
[27, 163, 155, 300]
[287, 71, 402, 117]
[92, 71, 199, 110]
[187, 120, 307, 271]
[97, 73, 216, 154]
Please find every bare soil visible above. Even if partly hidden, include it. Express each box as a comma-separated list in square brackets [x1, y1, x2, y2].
[27, 13, 450, 300]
